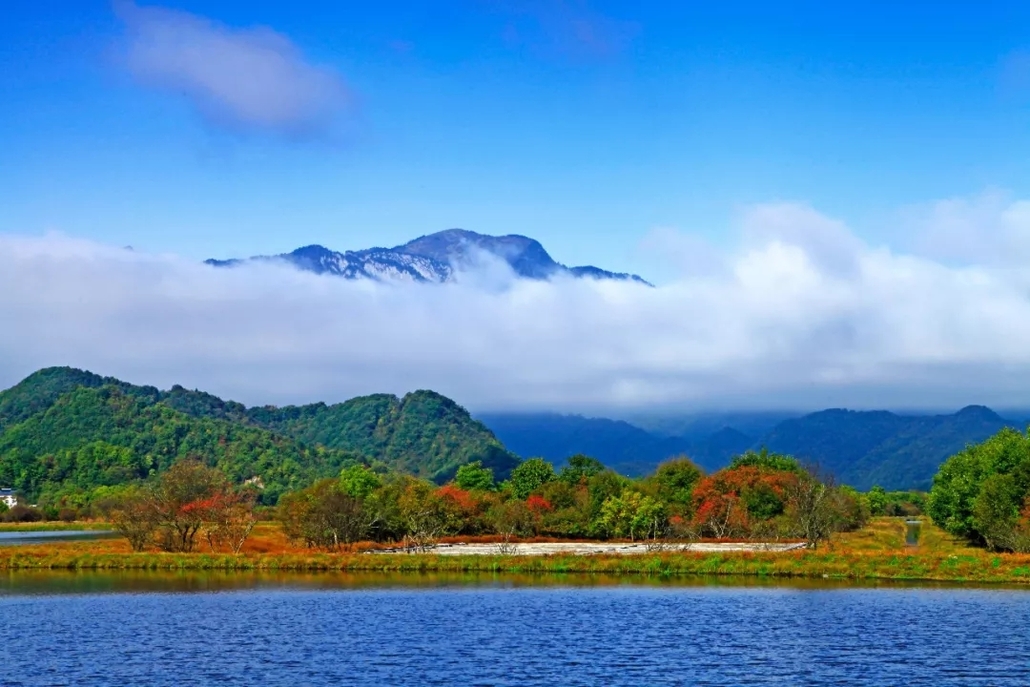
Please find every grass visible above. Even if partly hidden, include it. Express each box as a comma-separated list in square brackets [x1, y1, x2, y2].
[3, 518, 1029, 585]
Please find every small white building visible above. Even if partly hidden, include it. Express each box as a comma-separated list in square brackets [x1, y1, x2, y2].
[0, 489, 17, 509]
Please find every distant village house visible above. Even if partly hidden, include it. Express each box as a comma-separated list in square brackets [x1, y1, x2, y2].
[0, 489, 17, 509]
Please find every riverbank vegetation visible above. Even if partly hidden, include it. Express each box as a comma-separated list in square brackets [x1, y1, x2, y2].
[3, 519, 1030, 585]
[90, 449, 881, 555]
[929, 427, 1030, 552]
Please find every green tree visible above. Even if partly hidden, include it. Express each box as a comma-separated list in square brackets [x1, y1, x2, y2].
[340, 464, 382, 499]
[645, 457, 703, 512]
[509, 458, 556, 500]
[454, 460, 495, 491]
[971, 474, 1022, 551]
[928, 427, 1030, 544]
[597, 491, 666, 541]
[558, 454, 605, 486]
[730, 448, 802, 473]
[867, 485, 888, 516]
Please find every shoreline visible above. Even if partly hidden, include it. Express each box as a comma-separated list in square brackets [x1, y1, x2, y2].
[3, 548, 1030, 585]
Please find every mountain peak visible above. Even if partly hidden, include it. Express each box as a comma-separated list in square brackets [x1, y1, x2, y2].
[954, 405, 1003, 422]
[207, 229, 651, 285]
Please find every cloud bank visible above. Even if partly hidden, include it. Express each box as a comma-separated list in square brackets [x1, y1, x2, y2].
[116, 2, 349, 136]
[4, 200, 1030, 413]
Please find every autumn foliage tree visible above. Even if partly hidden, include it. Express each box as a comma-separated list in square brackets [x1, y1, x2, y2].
[105, 459, 255, 553]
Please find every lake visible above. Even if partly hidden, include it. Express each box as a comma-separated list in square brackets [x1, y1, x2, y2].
[2, 572, 1028, 686]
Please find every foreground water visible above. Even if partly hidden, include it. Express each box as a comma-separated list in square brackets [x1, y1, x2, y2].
[2, 573, 1028, 686]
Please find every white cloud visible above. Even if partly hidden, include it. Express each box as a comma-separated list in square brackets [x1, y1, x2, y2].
[115, 2, 349, 136]
[4, 201, 1030, 413]
[905, 189, 1030, 266]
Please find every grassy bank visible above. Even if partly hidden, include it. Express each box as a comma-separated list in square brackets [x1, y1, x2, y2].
[2, 547, 1030, 585]
[3, 518, 1029, 585]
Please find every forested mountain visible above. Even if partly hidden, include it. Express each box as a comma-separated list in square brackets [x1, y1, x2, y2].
[0, 385, 360, 504]
[247, 391, 518, 481]
[477, 413, 751, 475]
[0, 368, 517, 503]
[480, 406, 1021, 491]
[760, 406, 1016, 491]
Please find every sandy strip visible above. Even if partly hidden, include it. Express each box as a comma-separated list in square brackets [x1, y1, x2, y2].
[368, 541, 807, 556]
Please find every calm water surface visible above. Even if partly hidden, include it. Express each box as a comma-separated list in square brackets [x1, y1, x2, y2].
[0, 530, 117, 546]
[1, 572, 1028, 686]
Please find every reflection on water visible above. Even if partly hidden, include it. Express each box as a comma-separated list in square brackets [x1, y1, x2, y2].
[1, 569, 1023, 597]
[906, 519, 923, 546]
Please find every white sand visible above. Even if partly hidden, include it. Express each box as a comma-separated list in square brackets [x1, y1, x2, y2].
[368, 541, 807, 556]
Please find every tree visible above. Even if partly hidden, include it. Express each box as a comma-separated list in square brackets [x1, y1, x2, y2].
[151, 459, 231, 553]
[972, 474, 1023, 551]
[730, 448, 802, 474]
[597, 492, 666, 541]
[277, 479, 366, 551]
[454, 461, 495, 491]
[205, 490, 257, 554]
[487, 499, 534, 543]
[105, 486, 159, 552]
[559, 454, 605, 486]
[509, 458, 556, 500]
[783, 468, 848, 549]
[691, 466, 797, 539]
[867, 485, 889, 516]
[645, 457, 703, 513]
[398, 479, 451, 552]
[339, 464, 382, 499]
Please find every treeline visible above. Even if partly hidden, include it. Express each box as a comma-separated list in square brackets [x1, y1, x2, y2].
[930, 427, 1030, 552]
[274, 450, 878, 551]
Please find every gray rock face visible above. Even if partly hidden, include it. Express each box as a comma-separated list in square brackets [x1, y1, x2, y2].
[206, 229, 651, 285]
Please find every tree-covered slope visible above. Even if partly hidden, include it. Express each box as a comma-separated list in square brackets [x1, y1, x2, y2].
[0, 366, 152, 431]
[0, 368, 518, 501]
[757, 406, 1016, 490]
[0, 385, 362, 503]
[477, 413, 752, 476]
[249, 390, 518, 481]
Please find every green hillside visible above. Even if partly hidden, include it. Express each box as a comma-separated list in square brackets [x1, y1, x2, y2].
[0, 367, 518, 504]
[247, 391, 519, 481]
[760, 406, 1015, 490]
[0, 385, 362, 504]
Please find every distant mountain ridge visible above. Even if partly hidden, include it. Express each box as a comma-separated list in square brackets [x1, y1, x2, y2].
[206, 228, 652, 285]
[479, 405, 1021, 490]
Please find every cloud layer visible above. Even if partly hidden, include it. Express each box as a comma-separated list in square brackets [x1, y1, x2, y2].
[116, 2, 349, 136]
[4, 200, 1030, 413]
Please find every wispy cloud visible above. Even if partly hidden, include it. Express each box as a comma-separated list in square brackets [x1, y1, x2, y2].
[489, 0, 639, 61]
[115, 2, 350, 137]
[4, 196, 1030, 413]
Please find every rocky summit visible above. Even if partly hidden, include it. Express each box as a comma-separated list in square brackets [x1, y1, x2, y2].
[206, 228, 652, 285]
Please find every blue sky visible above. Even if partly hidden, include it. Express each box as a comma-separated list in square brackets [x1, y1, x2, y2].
[5, 1, 1030, 276]
[9, 2, 1030, 412]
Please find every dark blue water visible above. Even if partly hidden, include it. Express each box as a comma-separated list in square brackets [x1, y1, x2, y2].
[2, 575, 1028, 686]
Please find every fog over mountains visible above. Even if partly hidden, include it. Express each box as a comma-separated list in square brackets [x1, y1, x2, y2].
[207, 228, 652, 285]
